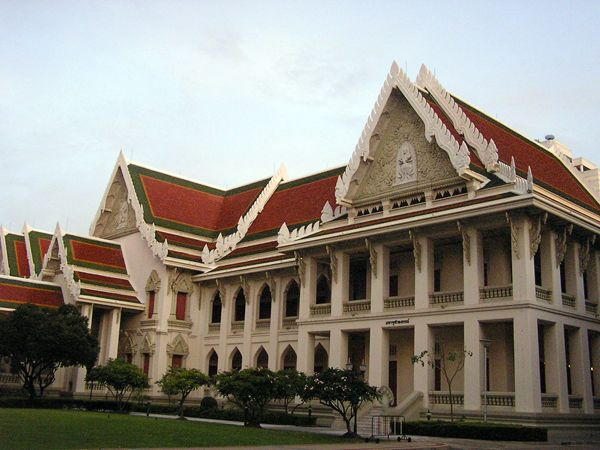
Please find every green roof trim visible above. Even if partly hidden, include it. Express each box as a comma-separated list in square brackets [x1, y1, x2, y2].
[28, 230, 53, 275]
[4, 233, 26, 277]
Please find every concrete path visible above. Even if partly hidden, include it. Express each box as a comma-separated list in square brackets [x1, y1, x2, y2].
[129, 413, 600, 449]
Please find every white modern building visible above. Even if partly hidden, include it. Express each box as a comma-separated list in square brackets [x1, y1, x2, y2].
[1, 63, 599, 425]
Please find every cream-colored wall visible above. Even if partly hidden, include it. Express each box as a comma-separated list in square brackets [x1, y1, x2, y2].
[389, 328, 414, 400]
[484, 236, 512, 286]
[393, 250, 415, 297]
[432, 325, 464, 391]
[482, 322, 515, 392]
[437, 243, 463, 292]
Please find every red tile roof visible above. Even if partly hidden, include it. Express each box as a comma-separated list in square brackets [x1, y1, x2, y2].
[74, 271, 134, 291]
[246, 167, 344, 239]
[454, 97, 600, 211]
[4, 233, 30, 278]
[79, 288, 140, 304]
[26, 230, 52, 275]
[63, 234, 128, 274]
[0, 276, 64, 309]
[128, 164, 269, 237]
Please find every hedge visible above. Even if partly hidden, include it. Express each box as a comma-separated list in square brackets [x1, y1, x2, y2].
[402, 420, 547, 442]
[0, 397, 316, 426]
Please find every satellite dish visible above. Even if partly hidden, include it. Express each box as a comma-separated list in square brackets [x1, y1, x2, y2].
[545, 134, 555, 141]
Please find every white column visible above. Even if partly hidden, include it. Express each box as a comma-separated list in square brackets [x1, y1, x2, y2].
[510, 215, 536, 302]
[463, 227, 482, 306]
[586, 251, 600, 306]
[104, 308, 121, 361]
[74, 303, 94, 393]
[329, 328, 348, 369]
[268, 278, 281, 371]
[242, 285, 254, 368]
[571, 328, 594, 413]
[540, 230, 562, 305]
[463, 318, 482, 411]
[368, 326, 389, 387]
[544, 322, 569, 413]
[297, 330, 315, 375]
[198, 287, 211, 339]
[299, 257, 317, 321]
[565, 242, 585, 312]
[217, 286, 231, 372]
[414, 236, 433, 310]
[513, 311, 542, 412]
[331, 251, 349, 317]
[413, 322, 432, 407]
[370, 244, 389, 314]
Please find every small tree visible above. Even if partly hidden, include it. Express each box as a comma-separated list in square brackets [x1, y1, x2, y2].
[273, 369, 307, 414]
[412, 346, 472, 422]
[304, 368, 380, 437]
[157, 367, 210, 418]
[214, 368, 277, 427]
[86, 358, 149, 411]
[0, 304, 98, 401]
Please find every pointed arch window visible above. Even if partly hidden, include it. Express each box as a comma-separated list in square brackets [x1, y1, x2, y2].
[234, 290, 246, 322]
[282, 347, 297, 370]
[316, 275, 331, 304]
[256, 348, 268, 368]
[175, 292, 187, 320]
[147, 291, 156, 319]
[314, 344, 328, 373]
[211, 293, 222, 324]
[285, 281, 300, 318]
[208, 351, 218, 377]
[258, 286, 272, 320]
[232, 349, 242, 371]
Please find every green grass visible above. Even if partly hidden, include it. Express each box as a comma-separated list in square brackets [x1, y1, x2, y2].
[0, 408, 346, 449]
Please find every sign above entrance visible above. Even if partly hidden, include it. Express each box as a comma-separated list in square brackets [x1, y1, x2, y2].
[385, 318, 410, 326]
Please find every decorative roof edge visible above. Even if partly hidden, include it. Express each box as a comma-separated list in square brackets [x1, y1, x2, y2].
[277, 221, 320, 245]
[416, 64, 499, 172]
[320, 201, 348, 224]
[0, 226, 9, 275]
[335, 61, 470, 205]
[202, 164, 288, 265]
[41, 224, 81, 300]
[90, 151, 169, 261]
[22, 223, 36, 277]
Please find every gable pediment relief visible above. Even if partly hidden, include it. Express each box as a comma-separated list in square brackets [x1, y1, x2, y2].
[348, 90, 461, 205]
[93, 169, 137, 239]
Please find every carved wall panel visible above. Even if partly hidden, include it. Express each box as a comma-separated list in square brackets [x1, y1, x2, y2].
[354, 90, 459, 203]
[93, 169, 137, 239]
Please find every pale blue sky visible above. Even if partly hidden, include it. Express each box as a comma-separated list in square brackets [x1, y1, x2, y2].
[1, 0, 599, 233]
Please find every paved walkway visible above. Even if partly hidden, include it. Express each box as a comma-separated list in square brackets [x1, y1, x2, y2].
[129, 413, 600, 450]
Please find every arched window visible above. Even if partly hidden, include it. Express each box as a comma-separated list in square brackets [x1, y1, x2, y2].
[282, 347, 297, 370]
[211, 293, 222, 324]
[175, 292, 187, 320]
[258, 286, 272, 320]
[316, 275, 331, 304]
[285, 281, 300, 318]
[314, 344, 328, 373]
[208, 351, 218, 377]
[256, 348, 268, 368]
[234, 290, 245, 322]
[231, 349, 242, 371]
[147, 291, 156, 319]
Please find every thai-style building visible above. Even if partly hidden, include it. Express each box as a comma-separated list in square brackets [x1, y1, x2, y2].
[1, 62, 599, 425]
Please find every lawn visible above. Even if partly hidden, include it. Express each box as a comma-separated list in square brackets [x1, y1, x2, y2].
[0, 408, 346, 449]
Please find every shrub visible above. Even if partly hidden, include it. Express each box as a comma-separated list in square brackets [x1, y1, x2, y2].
[403, 421, 547, 442]
[200, 396, 218, 410]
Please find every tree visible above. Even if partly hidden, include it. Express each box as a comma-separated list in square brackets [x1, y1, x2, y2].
[86, 358, 149, 411]
[214, 368, 277, 427]
[273, 369, 307, 414]
[0, 304, 99, 401]
[157, 367, 210, 418]
[304, 368, 380, 437]
[412, 346, 472, 422]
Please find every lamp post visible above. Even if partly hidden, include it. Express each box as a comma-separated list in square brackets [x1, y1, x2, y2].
[480, 339, 491, 422]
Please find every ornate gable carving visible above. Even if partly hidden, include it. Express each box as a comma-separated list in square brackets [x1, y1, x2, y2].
[94, 169, 137, 239]
[353, 91, 459, 203]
